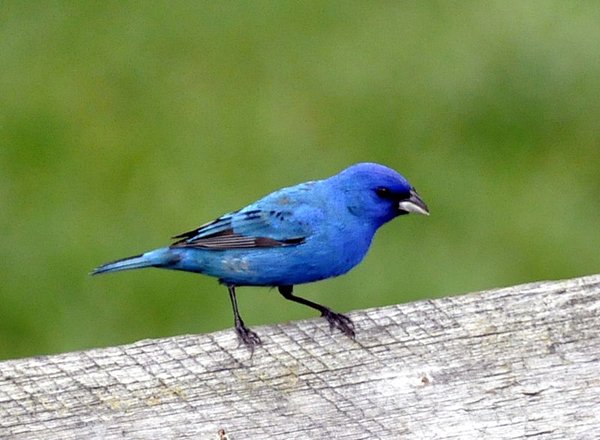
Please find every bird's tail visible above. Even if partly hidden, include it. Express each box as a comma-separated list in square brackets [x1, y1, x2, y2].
[91, 249, 173, 275]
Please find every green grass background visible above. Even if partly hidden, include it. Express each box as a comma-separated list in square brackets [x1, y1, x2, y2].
[1, 2, 599, 360]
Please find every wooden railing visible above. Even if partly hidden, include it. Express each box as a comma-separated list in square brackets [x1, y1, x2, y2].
[1, 274, 599, 439]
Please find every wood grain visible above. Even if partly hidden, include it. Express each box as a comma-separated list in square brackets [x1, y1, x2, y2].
[1, 275, 599, 439]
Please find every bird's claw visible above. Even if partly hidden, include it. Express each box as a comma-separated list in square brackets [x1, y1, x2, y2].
[235, 323, 262, 350]
[321, 309, 355, 339]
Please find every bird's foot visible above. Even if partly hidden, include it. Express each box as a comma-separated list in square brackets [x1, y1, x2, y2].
[234, 322, 262, 351]
[321, 309, 355, 339]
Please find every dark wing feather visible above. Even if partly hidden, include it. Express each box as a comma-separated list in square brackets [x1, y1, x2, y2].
[171, 210, 238, 242]
[171, 209, 306, 250]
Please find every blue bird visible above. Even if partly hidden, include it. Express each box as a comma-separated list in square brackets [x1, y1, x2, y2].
[92, 163, 429, 348]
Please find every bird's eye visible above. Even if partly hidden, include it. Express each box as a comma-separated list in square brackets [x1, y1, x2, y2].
[375, 187, 391, 198]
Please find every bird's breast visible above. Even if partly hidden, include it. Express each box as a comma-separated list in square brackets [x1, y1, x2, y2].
[182, 221, 377, 286]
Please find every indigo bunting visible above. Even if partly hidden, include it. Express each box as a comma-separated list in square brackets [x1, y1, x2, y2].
[93, 163, 429, 348]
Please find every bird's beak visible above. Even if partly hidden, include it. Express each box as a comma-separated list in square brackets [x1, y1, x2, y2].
[398, 189, 429, 216]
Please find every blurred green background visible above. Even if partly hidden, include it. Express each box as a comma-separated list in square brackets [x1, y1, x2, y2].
[1, 1, 599, 360]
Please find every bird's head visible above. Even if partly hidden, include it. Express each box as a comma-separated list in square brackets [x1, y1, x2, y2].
[331, 162, 429, 227]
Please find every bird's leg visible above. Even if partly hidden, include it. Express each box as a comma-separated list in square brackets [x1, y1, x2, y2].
[227, 285, 261, 350]
[277, 285, 355, 339]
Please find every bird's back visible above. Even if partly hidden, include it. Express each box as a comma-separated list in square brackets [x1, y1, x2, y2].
[166, 178, 378, 286]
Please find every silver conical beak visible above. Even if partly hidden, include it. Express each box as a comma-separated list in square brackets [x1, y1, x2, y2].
[398, 189, 429, 216]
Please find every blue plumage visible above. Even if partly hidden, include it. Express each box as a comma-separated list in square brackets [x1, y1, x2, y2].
[93, 162, 428, 348]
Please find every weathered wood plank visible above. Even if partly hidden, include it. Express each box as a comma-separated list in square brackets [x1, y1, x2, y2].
[1, 275, 599, 439]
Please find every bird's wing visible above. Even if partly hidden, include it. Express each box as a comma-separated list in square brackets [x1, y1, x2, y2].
[170, 207, 311, 250]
